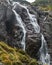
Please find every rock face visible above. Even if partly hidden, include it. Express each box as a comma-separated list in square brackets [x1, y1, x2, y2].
[0, 2, 41, 59]
[13, 4, 41, 59]
[0, 4, 7, 41]
[0, 3, 23, 49]
[0, 0, 52, 63]
[39, 12, 52, 65]
[33, 7, 52, 64]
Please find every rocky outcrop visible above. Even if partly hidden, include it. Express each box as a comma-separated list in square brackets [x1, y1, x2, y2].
[0, 4, 7, 42]
[39, 15, 52, 64]
[33, 7, 52, 64]
[0, 0, 52, 63]
[14, 4, 41, 59]
[0, 1, 41, 59]
[0, 1, 24, 48]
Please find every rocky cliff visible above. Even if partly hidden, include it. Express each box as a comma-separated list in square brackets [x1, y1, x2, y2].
[0, 0, 52, 65]
[32, 6, 52, 64]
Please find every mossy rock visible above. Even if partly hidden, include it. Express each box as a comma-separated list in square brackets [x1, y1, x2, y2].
[0, 41, 39, 65]
[29, 59, 38, 65]
[12, 61, 23, 65]
[18, 49, 26, 55]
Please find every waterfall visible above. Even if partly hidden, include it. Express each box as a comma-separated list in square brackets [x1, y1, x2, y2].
[12, 2, 40, 33]
[38, 17, 50, 65]
[24, 8, 40, 33]
[39, 34, 50, 65]
[7, 1, 50, 65]
[28, 14, 40, 33]
[12, 9, 26, 51]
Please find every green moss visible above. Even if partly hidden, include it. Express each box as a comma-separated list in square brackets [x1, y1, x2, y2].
[0, 41, 39, 65]
[9, 53, 16, 61]
[3, 60, 12, 65]
[29, 59, 38, 65]
[19, 55, 29, 63]
[18, 49, 26, 55]
[13, 61, 22, 65]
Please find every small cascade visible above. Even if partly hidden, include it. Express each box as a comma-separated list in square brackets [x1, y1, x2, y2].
[39, 34, 50, 65]
[28, 14, 40, 33]
[12, 2, 40, 33]
[12, 9, 26, 51]
[24, 7, 40, 33]
[7, 0, 26, 51]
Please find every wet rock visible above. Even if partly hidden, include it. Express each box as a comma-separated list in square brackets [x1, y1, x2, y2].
[0, 1, 52, 62]
[0, 3, 23, 49]
[0, 4, 7, 42]
[32, 6, 52, 63]
[26, 33, 41, 59]
[6, 8, 24, 49]
[49, 11, 52, 17]
[14, 4, 41, 59]
[37, 10, 52, 63]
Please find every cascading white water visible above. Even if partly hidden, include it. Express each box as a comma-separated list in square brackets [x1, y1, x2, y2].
[24, 7, 40, 33]
[13, 2, 50, 65]
[38, 17, 50, 65]
[7, 0, 26, 51]
[8, 1, 40, 33]
[39, 34, 50, 65]
[12, 2, 40, 33]
[7, 1, 50, 65]
[28, 14, 40, 33]
[12, 9, 26, 51]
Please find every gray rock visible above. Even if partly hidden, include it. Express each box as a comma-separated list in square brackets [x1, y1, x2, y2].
[14, 4, 41, 59]
[0, 1, 52, 61]
[49, 11, 52, 17]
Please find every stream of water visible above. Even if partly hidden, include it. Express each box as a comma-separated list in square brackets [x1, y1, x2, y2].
[13, 8, 26, 51]
[39, 34, 50, 65]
